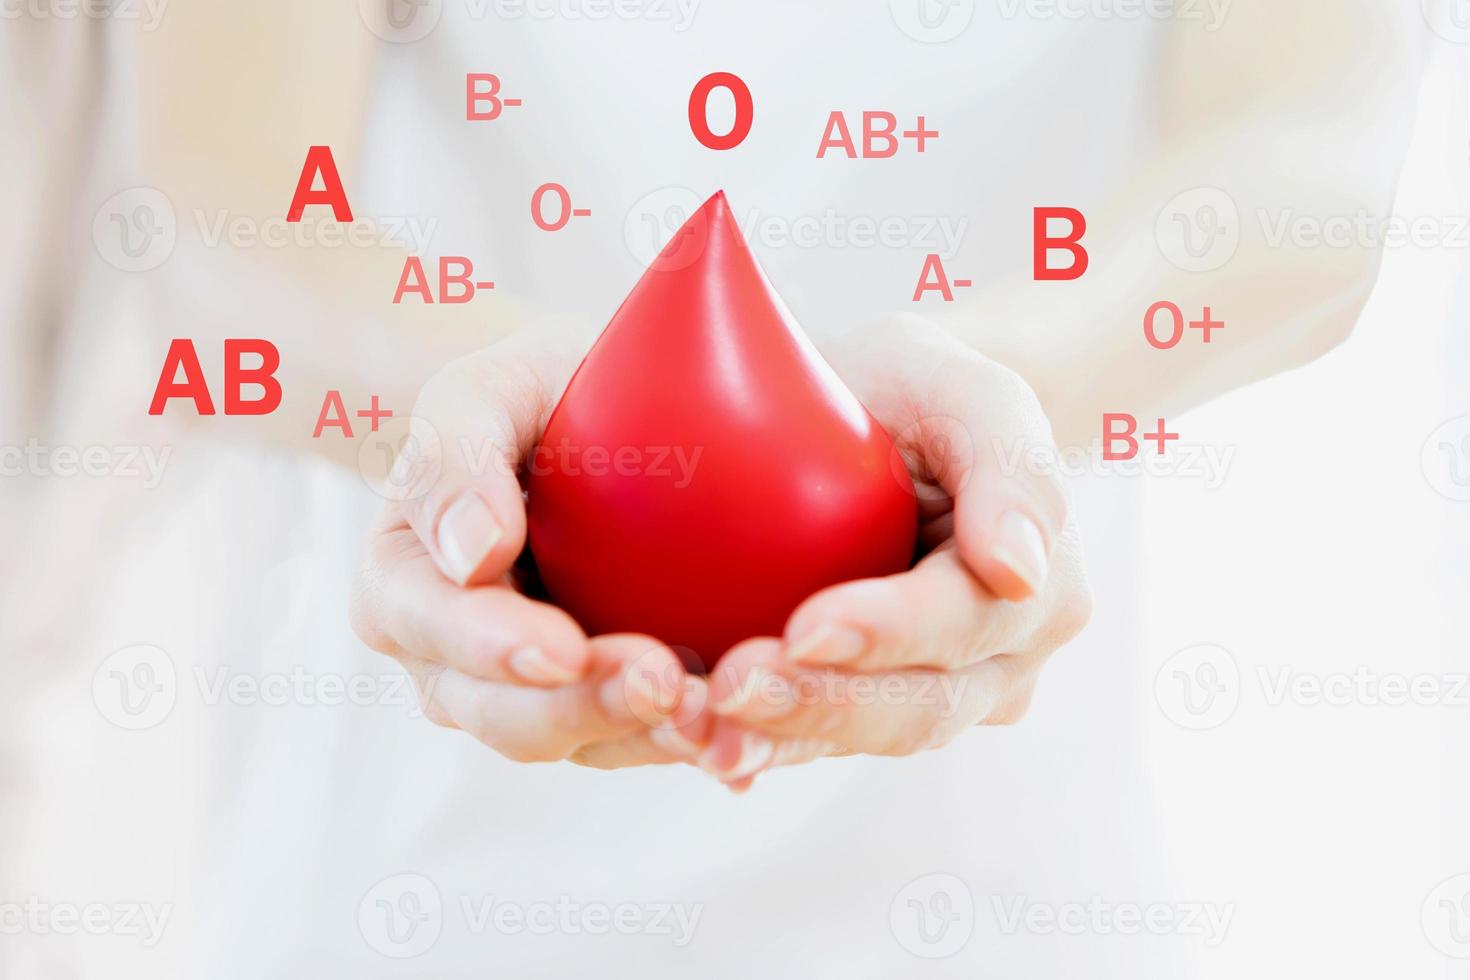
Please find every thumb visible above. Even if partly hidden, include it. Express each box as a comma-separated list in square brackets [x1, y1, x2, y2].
[921, 354, 1071, 602]
[397, 333, 583, 587]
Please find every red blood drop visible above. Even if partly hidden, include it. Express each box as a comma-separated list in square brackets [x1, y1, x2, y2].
[527, 191, 917, 671]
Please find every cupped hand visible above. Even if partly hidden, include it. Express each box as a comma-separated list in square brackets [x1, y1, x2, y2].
[689, 315, 1093, 789]
[349, 327, 710, 768]
[350, 315, 1091, 788]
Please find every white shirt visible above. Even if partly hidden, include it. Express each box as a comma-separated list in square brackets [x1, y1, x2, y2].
[2, 5, 1192, 977]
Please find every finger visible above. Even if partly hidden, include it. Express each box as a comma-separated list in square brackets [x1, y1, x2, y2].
[695, 716, 841, 786]
[646, 675, 716, 760]
[830, 320, 1069, 602]
[427, 669, 594, 762]
[781, 546, 1042, 672]
[696, 716, 775, 783]
[566, 733, 686, 770]
[401, 658, 456, 728]
[427, 634, 686, 763]
[983, 674, 1040, 727]
[695, 647, 819, 786]
[588, 633, 690, 729]
[353, 520, 592, 685]
[934, 364, 1076, 602]
[572, 676, 713, 770]
[708, 640, 1018, 754]
[398, 332, 585, 587]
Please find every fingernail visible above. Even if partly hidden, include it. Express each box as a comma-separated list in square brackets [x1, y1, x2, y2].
[711, 666, 794, 720]
[991, 510, 1048, 596]
[599, 670, 679, 723]
[649, 726, 701, 759]
[598, 674, 631, 720]
[726, 732, 774, 780]
[670, 675, 709, 723]
[631, 665, 680, 719]
[507, 646, 578, 686]
[784, 623, 866, 665]
[437, 492, 502, 585]
[699, 732, 773, 781]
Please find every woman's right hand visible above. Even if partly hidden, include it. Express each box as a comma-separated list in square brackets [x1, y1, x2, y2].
[348, 327, 711, 769]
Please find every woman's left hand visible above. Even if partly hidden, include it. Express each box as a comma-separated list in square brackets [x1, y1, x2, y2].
[681, 315, 1094, 790]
